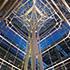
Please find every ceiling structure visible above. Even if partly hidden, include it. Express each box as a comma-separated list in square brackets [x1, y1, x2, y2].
[0, 0, 70, 70]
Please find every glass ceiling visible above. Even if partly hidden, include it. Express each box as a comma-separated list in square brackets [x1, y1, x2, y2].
[14, 0, 53, 30]
[0, 0, 70, 69]
[0, 0, 70, 55]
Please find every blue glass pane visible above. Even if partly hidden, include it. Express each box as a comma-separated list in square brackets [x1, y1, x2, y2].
[36, 0, 51, 15]
[0, 21, 6, 29]
[0, 21, 27, 51]
[17, 0, 33, 16]
[22, 0, 27, 3]
[9, 47, 17, 55]
[41, 0, 47, 4]
[17, 51, 24, 60]
[0, 40, 9, 50]
[56, 45, 68, 57]
[40, 23, 69, 51]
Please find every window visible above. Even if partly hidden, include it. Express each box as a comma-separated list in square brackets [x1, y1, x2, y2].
[0, 47, 6, 59]
[43, 52, 51, 67]
[65, 38, 70, 47]
[1, 63, 12, 70]
[65, 59, 70, 70]
[54, 64, 65, 70]
[5, 52, 15, 64]
[59, 41, 70, 57]
[14, 58, 22, 69]
[9, 47, 17, 56]
[49, 47, 61, 64]
[17, 51, 24, 60]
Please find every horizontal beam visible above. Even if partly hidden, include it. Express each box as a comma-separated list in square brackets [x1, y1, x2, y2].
[42, 31, 70, 54]
[0, 58, 21, 70]
[0, 35, 26, 55]
[0, 0, 8, 10]
[46, 57, 70, 70]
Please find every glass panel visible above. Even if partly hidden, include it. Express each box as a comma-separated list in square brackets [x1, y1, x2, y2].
[1, 62, 12, 70]
[0, 40, 9, 51]
[0, 47, 6, 59]
[59, 41, 70, 57]
[56, 45, 68, 59]
[65, 59, 70, 70]
[5, 52, 15, 64]
[43, 52, 51, 67]
[17, 51, 24, 60]
[9, 47, 17, 56]
[65, 38, 70, 47]
[54, 64, 65, 70]
[49, 47, 61, 64]
[0, 21, 27, 51]
[14, 58, 22, 69]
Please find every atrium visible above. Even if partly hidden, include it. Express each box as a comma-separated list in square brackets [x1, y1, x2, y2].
[0, 0, 70, 70]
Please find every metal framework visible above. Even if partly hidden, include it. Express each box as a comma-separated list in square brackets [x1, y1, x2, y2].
[24, 7, 44, 70]
[0, 0, 70, 70]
